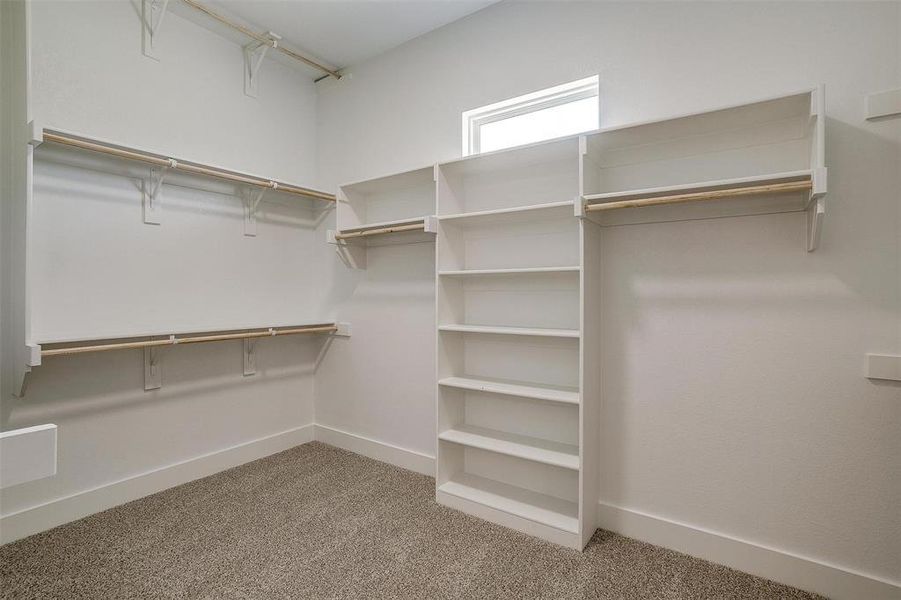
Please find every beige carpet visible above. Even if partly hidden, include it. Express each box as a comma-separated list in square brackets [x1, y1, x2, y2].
[0, 442, 823, 599]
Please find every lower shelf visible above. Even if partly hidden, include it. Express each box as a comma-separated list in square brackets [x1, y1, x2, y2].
[438, 473, 579, 534]
[439, 425, 579, 470]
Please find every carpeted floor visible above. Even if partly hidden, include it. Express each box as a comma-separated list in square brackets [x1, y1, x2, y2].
[0, 442, 823, 600]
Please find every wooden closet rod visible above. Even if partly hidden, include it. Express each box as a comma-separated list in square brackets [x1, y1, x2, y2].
[585, 179, 812, 212]
[41, 324, 338, 357]
[180, 0, 341, 80]
[42, 131, 336, 202]
[335, 222, 425, 240]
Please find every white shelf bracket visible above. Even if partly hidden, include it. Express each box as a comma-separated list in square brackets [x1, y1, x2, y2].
[806, 166, 827, 252]
[144, 346, 162, 391]
[242, 182, 276, 236]
[27, 121, 43, 146]
[244, 32, 281, 98]
[574, 194, 586, 218]
[807, 197, 825, 252]
[13, 345, 40, 399]
[326, 230, 367, 269]
[243, 338, 258, 376]
[142, 159, 175, 225]
[141, 0, 170, 60]
[26, 343, 42, 368]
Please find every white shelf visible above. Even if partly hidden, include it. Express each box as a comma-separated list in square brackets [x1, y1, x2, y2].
[337, 216, 426, 234]
[439, 376, 579, 405]
[438, 324, 580, 338]
[582, 170, 812, 205]
[439, 425, 579, 470]
[438, 473, 579, 534]
[438, 136, 579, 177]
[438, 201, 574, 225]
[339, 164, 434, 195]
[36, 319, 338, 345]
[336, 165, 436, 259]
[579, 89, 825, 252]
[439, 266, 580, 277]
[584, 91, 815, 153]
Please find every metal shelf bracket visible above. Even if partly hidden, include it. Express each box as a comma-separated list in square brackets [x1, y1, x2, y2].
[144, 345, 163, 391]
[243, 181, 276, 236]
[142, 0, 171, 60]
[243, 338, 257, 375]
[244, 32, 281, 98]
[143, 159, 176, 225]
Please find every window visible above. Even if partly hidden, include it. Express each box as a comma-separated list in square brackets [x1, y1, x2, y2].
[462, 75, 599, 156]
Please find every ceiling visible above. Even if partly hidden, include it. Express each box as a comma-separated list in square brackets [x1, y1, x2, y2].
[208, 0, 500, 71]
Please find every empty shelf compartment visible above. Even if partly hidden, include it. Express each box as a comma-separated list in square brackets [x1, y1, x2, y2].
[438, 473, 579, 534]
[439, 425, 579, 470]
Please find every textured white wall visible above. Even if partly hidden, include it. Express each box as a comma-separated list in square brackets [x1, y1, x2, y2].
[1, 1, 323, 521]
[315, 0, 901, 585]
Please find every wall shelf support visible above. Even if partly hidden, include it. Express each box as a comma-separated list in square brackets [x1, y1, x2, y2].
[141, 0, 170, 60]
[244, 32, 281, 98]
[142, 159, 176, 225]
[242, 181, 276, 236]
[807, 197, 825, 252]
[243, 338, 258, 375]
[144, 345, 163, 391]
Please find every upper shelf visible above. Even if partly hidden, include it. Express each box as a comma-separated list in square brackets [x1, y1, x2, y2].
[582, 170, 812, 206]
[585, 91, 818, 155]
[333, 166, 437, 268]
[327, 216, 438, 268]
[437, 137, 580, 216]
[337, 165, 435, 232]
[578, 88, 827, 250]
[32, 124, 334, 203]
[332, 216, 436, 241]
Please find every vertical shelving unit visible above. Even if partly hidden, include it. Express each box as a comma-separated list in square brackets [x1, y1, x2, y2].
[434, 136, 599, 550]
[330, 165, 438, 268]
[432, 88, 826, 551]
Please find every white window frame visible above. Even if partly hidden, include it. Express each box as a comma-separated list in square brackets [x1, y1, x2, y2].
[462, 75, 599, 156]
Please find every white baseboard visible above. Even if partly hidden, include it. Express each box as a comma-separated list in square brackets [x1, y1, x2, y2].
[313, 428, 898, 600]
[597, 501, 900, 600]
[3, 424, 896, 600]
[313, 424, 435, 476]
[0, 424, 314, 544]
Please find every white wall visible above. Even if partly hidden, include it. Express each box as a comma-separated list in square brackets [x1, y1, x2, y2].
[0, 0, 30, 413]
[1, 1, 324, 533]
[315, 0, 901, 590]
[1, 0, 10, 404]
